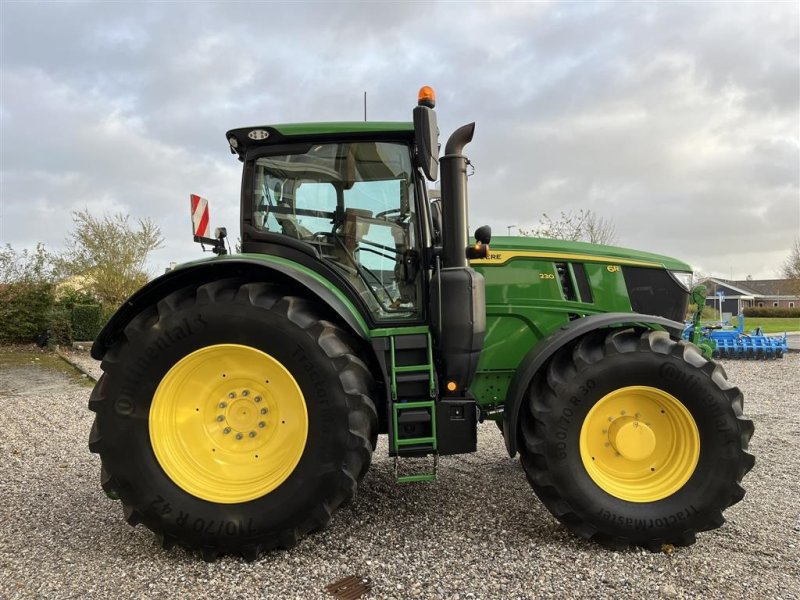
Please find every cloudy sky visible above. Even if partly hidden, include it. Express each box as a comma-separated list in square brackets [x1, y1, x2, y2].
[1, 1, 798, 279]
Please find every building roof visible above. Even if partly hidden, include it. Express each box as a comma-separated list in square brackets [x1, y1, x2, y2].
[699, 277, 800, 298]
[733, 279, 800, 296]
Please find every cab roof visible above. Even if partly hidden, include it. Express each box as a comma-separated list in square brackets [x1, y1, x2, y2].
[225, 121, 414, 159]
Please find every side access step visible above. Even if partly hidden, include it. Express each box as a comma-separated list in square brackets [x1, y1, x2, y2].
[393, 454, 438, 484]
[392, 400, 438, 483]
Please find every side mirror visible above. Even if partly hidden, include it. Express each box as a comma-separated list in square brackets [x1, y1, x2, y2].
[466, 225, 491, 260]
[413, 105, 439, 181]
[474, 225, 492, 245]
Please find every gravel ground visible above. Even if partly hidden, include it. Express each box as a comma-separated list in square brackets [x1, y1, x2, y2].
[1, 347, 798, 600]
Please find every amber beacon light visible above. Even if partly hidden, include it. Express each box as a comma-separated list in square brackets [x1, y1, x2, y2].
[417, 86, 436, 108]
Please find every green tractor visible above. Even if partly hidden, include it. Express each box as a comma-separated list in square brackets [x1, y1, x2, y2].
[89, 87, 754, 560]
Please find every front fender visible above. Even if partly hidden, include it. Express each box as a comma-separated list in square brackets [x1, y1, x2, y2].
[502, 312, 684, 457]
[91, 255, 369, 360]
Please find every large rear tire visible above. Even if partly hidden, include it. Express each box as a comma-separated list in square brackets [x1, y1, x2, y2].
[89, 279, 377, 560]
[519, 328, 754, 549]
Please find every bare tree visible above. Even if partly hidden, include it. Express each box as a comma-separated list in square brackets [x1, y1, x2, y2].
[781, 237, 800, 279]
[781, 237, 800, 294]
[518, 209, 617, 245]
[583, 210, 617, 245]
[56, 210, 164, 307]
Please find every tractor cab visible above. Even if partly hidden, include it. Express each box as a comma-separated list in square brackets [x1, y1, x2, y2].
[242, 139, 424, 320]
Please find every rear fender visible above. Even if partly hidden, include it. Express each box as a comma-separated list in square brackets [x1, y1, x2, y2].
[91, 256, 369, 360]
[502, 312, 684, 457]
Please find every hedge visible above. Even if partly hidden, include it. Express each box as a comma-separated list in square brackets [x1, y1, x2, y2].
[742, 307, 800, 318]
[0, 282, 54, 343]
[48, 306, 73, 347]
[72, 303, 102, 341]
[0, 283, 108, 344]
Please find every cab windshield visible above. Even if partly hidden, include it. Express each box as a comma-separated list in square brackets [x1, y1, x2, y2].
[252, 141, 421, 320]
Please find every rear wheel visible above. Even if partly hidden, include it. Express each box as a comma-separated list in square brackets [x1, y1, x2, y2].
[89, 279, 377, 560]
[519, 328, 754, 549]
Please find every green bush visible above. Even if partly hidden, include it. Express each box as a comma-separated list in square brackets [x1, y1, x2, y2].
[742, 307, 800, 318]
[72, 303, 102, 340]
[100, 303, 118, 327]
[56, 288, 97, 310]
[0, 282, 54, 343]
[47, 306, 73, 347]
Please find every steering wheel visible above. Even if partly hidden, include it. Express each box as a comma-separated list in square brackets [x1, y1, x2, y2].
[375, 208, 403, 220]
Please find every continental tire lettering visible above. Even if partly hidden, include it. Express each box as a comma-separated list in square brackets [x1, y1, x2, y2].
[659, 364, 733, 433]
[119, 315, 208, 403]
[659, 363, 700, 388]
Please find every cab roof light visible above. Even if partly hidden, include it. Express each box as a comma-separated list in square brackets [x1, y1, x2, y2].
[418, 86, 436, 108]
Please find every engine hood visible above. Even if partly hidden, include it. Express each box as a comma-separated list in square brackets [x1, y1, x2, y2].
[477, 236, 692, 273]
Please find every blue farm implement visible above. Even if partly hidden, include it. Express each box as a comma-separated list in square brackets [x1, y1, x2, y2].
[683, 285, 788, 359]
[704, 318, 787, 359]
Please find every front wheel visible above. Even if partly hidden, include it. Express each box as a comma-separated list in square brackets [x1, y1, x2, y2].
[519, 328, 754, 549]
[89, 279, 377, 560]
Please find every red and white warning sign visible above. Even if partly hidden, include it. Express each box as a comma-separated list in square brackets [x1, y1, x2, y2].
[190, 194, 210, 237]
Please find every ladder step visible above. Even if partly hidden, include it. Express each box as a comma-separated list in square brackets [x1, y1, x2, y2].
[396, 372, 429, 383]
[397, 473, 436, 483]
[393, 454, 438, 483]
[396, 437, 436, 447]
[394, 364, 431, 373]
[396, 409, 431, 424]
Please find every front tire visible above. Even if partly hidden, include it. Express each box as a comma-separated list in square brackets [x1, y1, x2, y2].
[519, 328, 754, 549]
[88, 279, 377, 560]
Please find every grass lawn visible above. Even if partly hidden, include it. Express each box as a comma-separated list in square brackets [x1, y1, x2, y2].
[730, 316, 800, 334]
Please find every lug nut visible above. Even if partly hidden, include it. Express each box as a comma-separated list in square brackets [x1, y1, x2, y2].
[255, 396, 262, 403]
[235, 433, 243, 440]
[242, 390, 250, 397]
[219, 401, 227, 408]
[260, 408, 268, 415]
[223, 427, 231, 435]
[228, 392, 236, 399]
[249, 431, 256, 438]
[216, 415, 224, 422]
[258, 421, 266, 428]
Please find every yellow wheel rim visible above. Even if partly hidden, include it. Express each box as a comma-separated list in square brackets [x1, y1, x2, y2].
[579, 386, 700, 503]
[149, 344, 308, 504]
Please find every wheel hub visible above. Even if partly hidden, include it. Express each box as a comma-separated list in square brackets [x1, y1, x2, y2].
[607, 417, 656, 461]
[218, 392, 265, 438]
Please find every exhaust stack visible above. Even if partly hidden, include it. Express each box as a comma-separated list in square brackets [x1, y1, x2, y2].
[439, 123, 475, 268]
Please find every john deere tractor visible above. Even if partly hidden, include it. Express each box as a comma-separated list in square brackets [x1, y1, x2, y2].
[88, 87, 754, 560]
